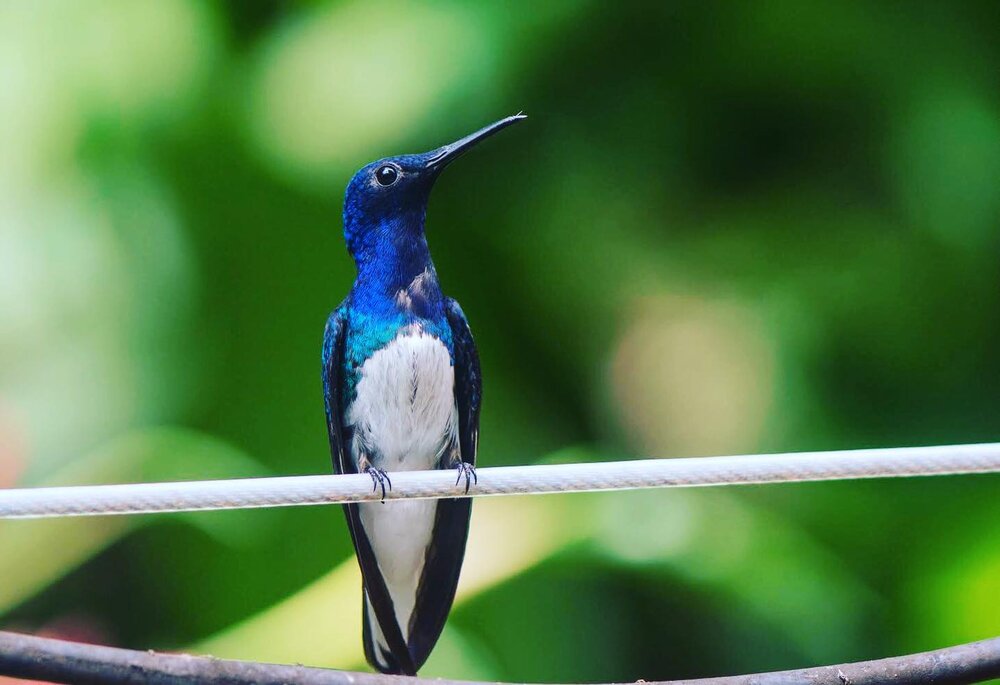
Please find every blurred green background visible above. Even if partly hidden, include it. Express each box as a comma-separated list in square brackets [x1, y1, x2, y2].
[1, 1, 999, 682]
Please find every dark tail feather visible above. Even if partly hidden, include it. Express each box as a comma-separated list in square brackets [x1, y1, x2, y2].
[407, 497, 472, 671]
[362, 592, 417, 675]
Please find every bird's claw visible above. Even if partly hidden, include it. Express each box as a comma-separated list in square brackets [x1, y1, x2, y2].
[454, 462, 477, 495]
[364, 466, 392, 503]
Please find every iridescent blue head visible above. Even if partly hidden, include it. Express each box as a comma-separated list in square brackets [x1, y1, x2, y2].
[342, 114, 526, 275]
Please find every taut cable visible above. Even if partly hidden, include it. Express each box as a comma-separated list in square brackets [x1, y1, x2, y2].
[1, 442, 998, 519]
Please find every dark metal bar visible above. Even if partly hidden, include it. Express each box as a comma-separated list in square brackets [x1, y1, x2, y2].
[0, 630, 998, 685]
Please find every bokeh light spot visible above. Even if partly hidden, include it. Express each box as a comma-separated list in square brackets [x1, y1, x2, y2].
[609, 295, 777, 457]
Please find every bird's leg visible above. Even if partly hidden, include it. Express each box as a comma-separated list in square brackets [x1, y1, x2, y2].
[358, 454, 391, 503]
[446, 448, 477, 495]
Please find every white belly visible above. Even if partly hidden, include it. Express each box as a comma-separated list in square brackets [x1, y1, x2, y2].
[347, 326, 458, 643]
[347, 326, 458, 471]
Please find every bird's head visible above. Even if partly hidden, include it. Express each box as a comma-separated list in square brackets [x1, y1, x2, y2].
[342, 114, 526, 263]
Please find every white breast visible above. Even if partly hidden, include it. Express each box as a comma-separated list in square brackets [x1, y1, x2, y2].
[347, 325, 458, 471]
[346, 325, 458, 644]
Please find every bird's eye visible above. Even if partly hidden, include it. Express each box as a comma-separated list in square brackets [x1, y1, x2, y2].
[375, 165, 399, 186]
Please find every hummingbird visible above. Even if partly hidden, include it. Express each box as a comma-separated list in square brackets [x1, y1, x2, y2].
[322, 114, 525, 675]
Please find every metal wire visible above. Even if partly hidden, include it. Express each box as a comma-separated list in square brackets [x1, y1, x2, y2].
[1, 442, 998, 519]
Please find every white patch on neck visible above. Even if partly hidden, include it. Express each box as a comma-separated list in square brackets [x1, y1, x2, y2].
[394, 267, 437, 312]
[347, 325, 458, 643]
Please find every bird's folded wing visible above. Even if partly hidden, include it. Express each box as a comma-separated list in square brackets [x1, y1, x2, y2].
[406, 298, 482, 669]
[322, 305, 416, 674]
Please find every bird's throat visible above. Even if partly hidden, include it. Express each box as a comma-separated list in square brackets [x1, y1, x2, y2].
[350, 222, 444, 321]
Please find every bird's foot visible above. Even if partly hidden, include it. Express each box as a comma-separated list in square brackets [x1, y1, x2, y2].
[363, 466, 392, 503]
[454, 462, 478, 494]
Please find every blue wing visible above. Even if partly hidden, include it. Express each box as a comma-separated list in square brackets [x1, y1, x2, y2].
[321, 306, 350, 475]
[406, 297, 482, 669]
[445, 298, 481, 470]
[322, 305, 417, 675]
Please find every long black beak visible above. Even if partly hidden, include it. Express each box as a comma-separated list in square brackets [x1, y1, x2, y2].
[424, 113, 526, 170]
